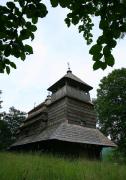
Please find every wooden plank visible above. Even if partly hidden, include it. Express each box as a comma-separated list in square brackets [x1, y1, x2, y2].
[66, 97, 96, 128]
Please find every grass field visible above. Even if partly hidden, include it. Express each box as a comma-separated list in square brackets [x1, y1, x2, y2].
[0, 152, 126, 180]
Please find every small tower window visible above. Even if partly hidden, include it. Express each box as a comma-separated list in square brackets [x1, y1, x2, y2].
[80, 120, 86, 126]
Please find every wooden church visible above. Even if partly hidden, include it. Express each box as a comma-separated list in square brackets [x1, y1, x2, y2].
[10, 68, 116, 159]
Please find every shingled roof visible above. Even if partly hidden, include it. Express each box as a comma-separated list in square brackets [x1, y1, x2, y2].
[12, 123, 116, 147]
[48, 71, 93, 92]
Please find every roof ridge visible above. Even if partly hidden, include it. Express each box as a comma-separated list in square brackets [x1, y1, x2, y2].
[64, 72, 90, 86]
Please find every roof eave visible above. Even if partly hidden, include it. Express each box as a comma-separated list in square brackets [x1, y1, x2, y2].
[48, 77, 93, 92]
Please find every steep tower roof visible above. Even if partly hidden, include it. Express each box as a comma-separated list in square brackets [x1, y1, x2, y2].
[48, 70, 93, 92]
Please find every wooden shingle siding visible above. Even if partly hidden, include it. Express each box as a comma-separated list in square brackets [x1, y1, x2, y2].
[12, 123, 116, 148]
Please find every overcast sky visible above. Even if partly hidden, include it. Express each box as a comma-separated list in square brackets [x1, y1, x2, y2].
[0, 0, 126, 112]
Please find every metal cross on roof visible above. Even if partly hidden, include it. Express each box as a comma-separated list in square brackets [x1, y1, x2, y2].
[67, 62, 70, 70]
[67, 62, 72, 73]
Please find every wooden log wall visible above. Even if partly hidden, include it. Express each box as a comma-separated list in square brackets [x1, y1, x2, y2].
[66, 97, 96, 128]
[17, 110, 48, 140]
[48, 98, 67, 126]
[66, 85, 91, 102]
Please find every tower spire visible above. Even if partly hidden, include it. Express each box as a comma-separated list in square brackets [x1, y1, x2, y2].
[67, 62, 72, 73]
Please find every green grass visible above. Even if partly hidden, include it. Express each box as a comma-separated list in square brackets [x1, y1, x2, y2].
[0, 152, 126, 180]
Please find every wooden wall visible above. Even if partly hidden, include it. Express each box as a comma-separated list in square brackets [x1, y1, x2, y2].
[66, 97, 96, 128]
[48, 98, 67, 126]
[18, 111, 48, 140]
[48, 96, 96, 128]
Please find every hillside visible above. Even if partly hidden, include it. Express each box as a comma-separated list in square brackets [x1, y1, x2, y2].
[0, 152, 126, 180]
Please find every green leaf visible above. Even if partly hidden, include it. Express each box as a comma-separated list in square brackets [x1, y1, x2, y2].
[4, 59, 10, 65]
[64, 18, 70, 27]
[120, 24, 126, 32]
[113, 30, 121, 39]
[100, 62, 107, 70]
[11, 44, 20, 58]
[108, 39, 117, 48]
[32, 17, 38, 24]
[4, 46, 11, 57]
[38, 3, 48, 18]
[59, 0, 69, 8]
[6, 2, 15, 10]
[89, 44, 102, 55]
[0, 43, 6, 51]
[93, 61, 107, 70]
[72, 16, 79, 25]
[0, 6, 10, 14]
[105, 54, 115, 67]
[20, 29, 30, 40]
[97, 36, 105, 45]
[0, 32, 7, 39]
[30, 32, 34, 41]
[6, 66, 10, 74]
[24, 45, 33, 54]
[93, 53, 103, 61]
[20, 52, 26, 60]
[9, 61, 16, 69]
[93, 61, 102, 70]
[99, 19, 108, 30]
[50, 0, 59, 7]
[26, 22, 37, 32]
[103, 46, 111, 56]
[0, 59, 5, 71]
[18, 0, 25, 7]
[78, 25, 84, 33]
[30, 25, 37, 32]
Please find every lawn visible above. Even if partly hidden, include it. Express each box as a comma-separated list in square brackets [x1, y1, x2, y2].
[0, 152, 126, 180]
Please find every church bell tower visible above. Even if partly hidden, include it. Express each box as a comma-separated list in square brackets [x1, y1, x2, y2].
[47, 68, 96, 128]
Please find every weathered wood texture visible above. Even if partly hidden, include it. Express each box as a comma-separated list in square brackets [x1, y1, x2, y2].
[48, 94, 96, 128]
[26, 104, 47, 122]
[18, 104, 48, 140]
[11, 139, 102, 159]
[48, 71, 93, 92]
[66, 97, 96, 128]
[10, 71, 116, 156]
[49, 84, 96, 128]
[51, 85, 91, 103]
[48, 98, 67, 126]
[18, 119, 48, 140]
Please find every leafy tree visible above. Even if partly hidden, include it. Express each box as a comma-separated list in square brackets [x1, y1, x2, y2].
[96, 68, 126, 155]
[0, 119, 12, 150]
[0, 90, 12, 150]
[0, 90, 3, 110]
[0, 0, 126, 74]
[0, 96, 26, 150]
[3, 106, 26, 141]
[0, 90, 3, 121]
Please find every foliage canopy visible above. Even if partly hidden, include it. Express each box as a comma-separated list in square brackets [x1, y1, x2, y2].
[96, 68, 126, 155]
[0, 90, 3, 109]
[0, 0, 126, 74]
[0, 93, 26, 150]
[3, 106, 26, 140]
